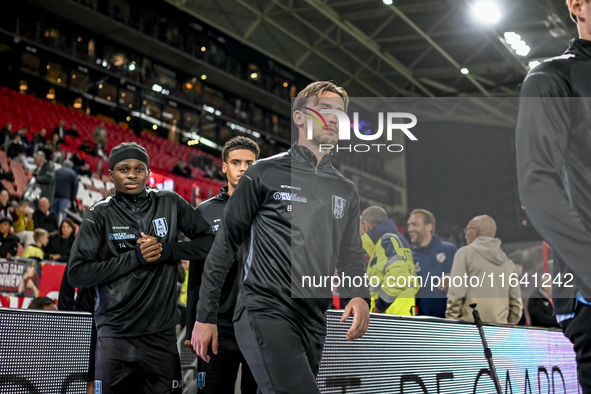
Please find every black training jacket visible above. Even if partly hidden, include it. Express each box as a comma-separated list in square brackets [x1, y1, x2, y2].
[68, 189, 214, 337]
[185, 186, 239, 341]
[517, 38, 591, 315]
[197, 143, 370, 334]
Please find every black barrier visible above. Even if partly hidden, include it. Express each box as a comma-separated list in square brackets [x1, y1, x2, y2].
[317, 311, 579, 393]
[0, 307, 92, 394]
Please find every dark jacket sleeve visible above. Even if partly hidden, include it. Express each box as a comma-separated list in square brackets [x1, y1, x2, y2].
[516, 69, 591, 297]
[185, 258, 205, 340]
[158, 194, 214, 262]
[35, 163, 55, 185]
[70, 173, 78, 202]
[196, 170, 263, 324]
[335, 191, 370, 303]
[527, 297, 558, 328]
[58, 267, 76, 311]
[67, 209, 143, 287]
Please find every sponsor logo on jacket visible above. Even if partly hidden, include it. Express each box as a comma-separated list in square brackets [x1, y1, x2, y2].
[108, 232, 136, 241]
[273, 192, 307, 203]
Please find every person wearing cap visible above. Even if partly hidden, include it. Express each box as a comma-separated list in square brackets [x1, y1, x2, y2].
[0, 216, 20, 258]
[67, 142, 214, 394]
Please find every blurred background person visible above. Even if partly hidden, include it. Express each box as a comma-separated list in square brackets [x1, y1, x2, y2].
[0, 217, 19, 258]
[22, 228, 49, 260]
[45, 218, 76, 263]
[28, 296, 57, 310]
[14, 200, 34, 247]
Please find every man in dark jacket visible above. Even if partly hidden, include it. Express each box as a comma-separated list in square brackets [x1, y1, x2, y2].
[67, 142, 214, 394]
[52, 160, 78, 224]
[33, 151, 55, 204]
[32, 197, 58, 233]
[193, 82, 370, 394]
[0, 217, 20, 258]
[516, 1, 591, 390]
[185, 136, 259, 394]
[408, 209, 458, 318]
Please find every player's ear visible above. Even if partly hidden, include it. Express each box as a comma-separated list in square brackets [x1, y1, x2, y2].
[222, 162, 228, 174]
[293, 110, 303, 128]
[108, 169, 114, 183]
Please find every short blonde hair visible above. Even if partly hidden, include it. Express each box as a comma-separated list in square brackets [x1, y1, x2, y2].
[33, 228, 48, 243]
[293, 81, 349, 114]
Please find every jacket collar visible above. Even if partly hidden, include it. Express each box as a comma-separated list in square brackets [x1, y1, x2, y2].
[566, 38, 591, 60]
[115, 188, 151, 206]
[413, 233, 441, 252]
[361, 219, 399, 256]
[218, 185, 230, 202]
[288, 142, 333, 168]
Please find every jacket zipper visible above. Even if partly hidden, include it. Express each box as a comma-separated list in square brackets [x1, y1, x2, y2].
[313, 166, 319, 202]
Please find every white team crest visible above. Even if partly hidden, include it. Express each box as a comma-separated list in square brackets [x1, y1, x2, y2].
[332, 195, 346, 219]
[153, 217, 168, 237]
[436, 252, 446, 263]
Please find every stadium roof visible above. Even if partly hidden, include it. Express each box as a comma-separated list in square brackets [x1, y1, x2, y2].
[166, 0, 576, 98]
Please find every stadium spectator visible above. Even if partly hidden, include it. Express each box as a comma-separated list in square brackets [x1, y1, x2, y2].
[53, 160, 78, 224]
[528, 282, 559, 328]
[95, 142, 108, 160]
[172, 158, 193, 179]
[33, 197, 58, 233]
[18, 261, 39, 298]
[44, 133, 63, 163]
[67, 142, 214, 392]
[28, 296, 57, 310]
[360, 206, 417, 315]
[0, 123, 11, 146]
[7, 133, 26, 160]
[408, 209, 457, 318]
[0, 216, 19, 258]
[31, 128, 47, 153]
[22, 228, 49, 260]
[93, 121, 108, 147]
[53, 120, 66, 142]
[446, 215, 523, 325]
[14, 200, 35, 247]
[71, 151, 93, 177]
[0, 190, 19, 222]
[65, 123, 80, 137]
[78, 140, 96, 156]
[33, 151, 56, 203]
[45, 218, 76, 262]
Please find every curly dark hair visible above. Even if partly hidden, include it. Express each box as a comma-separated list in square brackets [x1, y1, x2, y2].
[221, 136, 260, 163]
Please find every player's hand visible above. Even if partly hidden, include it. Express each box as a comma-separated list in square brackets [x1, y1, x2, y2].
[49, 254, 60, 261]
[184, 339, 196, 354]
[137, 232, 162, 262]
[341, 297, 370, 341]
[191, 321, 218, 363]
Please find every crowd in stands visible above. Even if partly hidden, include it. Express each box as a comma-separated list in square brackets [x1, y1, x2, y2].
[359, 207, 557, 329]
[0, 87, 228, 307]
